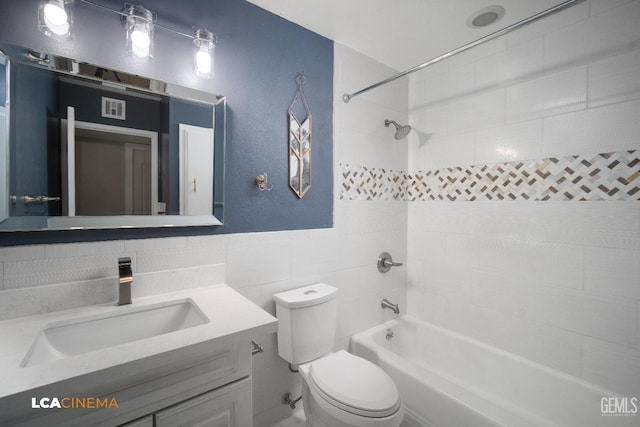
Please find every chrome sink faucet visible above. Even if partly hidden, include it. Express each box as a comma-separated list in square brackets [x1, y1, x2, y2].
[381, 298, 400, 314]
[118, 257, 133, 305]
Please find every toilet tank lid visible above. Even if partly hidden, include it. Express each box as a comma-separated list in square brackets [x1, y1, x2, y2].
[273, 283, 338, 309]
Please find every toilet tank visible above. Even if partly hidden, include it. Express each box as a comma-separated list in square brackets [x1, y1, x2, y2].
[273, 283, 338, 365]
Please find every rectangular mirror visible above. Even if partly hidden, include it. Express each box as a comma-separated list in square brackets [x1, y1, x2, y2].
[0, 42, 225, 232]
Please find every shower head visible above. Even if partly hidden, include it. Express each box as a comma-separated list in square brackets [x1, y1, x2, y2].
[384, 119, 412, 140]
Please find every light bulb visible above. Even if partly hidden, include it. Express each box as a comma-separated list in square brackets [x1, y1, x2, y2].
[195, 44, 211, 75]
[43, 0, 69, 36]
[193, 29, 215, 78]
[131, 24, 151, 58]
[44, 1, 67, 25]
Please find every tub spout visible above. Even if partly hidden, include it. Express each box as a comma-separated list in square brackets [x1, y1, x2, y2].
[381, 298, 400, 314]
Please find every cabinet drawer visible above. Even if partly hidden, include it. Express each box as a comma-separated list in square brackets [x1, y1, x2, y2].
[155, 377, 252, 427]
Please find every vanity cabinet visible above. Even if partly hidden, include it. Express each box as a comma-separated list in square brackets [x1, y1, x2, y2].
[6, 337, 254, 427]
[0, 285, 278, 427]
[108, 339, 253, 427]
[119, 378, 251, 427]
[154, 378, 251, 427]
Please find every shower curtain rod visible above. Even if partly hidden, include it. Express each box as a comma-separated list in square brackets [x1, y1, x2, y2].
[342, 0, 585, 103]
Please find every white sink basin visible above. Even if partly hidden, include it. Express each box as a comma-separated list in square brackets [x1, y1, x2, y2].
[21, 299, 209, 367]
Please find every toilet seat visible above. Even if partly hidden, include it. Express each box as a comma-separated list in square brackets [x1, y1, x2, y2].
[308, 350, 401, 418]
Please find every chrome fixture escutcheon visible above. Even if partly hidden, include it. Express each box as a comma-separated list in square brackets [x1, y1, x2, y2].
[377, 251, 403, 273]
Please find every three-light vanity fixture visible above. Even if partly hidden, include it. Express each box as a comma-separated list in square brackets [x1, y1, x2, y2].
[37, 0, 216, 78]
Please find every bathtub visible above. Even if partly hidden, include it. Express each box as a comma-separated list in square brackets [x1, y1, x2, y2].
[351, 315, 635, 427]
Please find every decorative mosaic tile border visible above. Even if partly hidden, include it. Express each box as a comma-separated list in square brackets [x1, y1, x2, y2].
[340, 150, 640, 202]
[340, 165, 406, 201]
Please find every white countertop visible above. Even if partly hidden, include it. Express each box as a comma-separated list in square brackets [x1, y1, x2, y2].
[0, 284, 278, 400]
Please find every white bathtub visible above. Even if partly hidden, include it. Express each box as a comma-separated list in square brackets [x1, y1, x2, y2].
[351, 315, 636, 427]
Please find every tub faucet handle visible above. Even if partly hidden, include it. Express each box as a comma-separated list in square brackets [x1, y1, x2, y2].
[378, 252, 403, 273]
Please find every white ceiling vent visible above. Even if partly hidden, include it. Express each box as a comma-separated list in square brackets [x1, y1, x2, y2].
[467, 5, 506, 29]
[102, 97, 126, 120]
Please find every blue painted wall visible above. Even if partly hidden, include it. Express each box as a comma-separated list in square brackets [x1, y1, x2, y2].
[59, 80, 163, 131]
[9, 64, 59, 217]
[0, 0, 333, 245]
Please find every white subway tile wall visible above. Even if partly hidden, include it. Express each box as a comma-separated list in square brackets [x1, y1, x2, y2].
[0, 44, 407, 427]
[506, 66, 587, 123]
[473, 120, 543, 165]
[589, 49, 640, 107]
[543, 1, 640, 71]
[543, 101, 640, 157]
[407, 0, 640, 399]
[474, 38, 544, 90]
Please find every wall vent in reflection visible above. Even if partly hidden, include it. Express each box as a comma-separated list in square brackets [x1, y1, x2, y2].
[101, 97, 126, 120]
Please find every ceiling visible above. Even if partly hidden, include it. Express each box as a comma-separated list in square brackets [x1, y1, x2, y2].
[246, 0, 570, 71]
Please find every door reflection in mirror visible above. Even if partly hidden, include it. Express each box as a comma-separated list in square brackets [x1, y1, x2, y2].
[179, 124, 213, 216]
[62, 121, 158, 216]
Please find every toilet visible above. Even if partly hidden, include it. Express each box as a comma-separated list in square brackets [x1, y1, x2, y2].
[273, 283, 404, 427]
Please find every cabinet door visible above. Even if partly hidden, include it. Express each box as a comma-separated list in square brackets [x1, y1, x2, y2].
[118, 415, 153, 427]
[155, 377, 251, 427]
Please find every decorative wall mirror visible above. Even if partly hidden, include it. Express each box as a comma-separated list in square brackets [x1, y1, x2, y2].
[288, 72, 311, 198]
[0, 41, 225, 232]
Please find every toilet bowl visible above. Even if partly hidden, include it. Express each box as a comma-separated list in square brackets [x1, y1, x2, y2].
[299, 350, 403, 427]
[273, 283, 403, 427]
